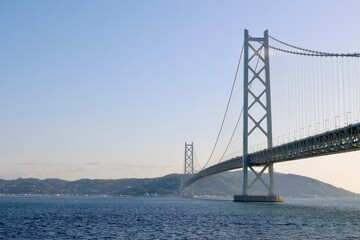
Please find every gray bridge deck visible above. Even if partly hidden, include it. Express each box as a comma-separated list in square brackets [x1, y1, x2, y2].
[185, 123, 360, 187]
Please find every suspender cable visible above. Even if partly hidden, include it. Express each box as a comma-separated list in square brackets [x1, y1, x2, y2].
[343, 59, 346, 125]
[336, 58, 340, 126]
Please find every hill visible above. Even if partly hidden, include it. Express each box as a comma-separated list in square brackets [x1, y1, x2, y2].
[193, 171, 358, 198]
[0, 171, 357, 198]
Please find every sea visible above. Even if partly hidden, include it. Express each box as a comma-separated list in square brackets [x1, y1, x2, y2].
[0, 196, 359, 239]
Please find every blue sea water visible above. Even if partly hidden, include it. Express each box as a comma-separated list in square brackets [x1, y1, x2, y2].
[0, 196, 359, 239]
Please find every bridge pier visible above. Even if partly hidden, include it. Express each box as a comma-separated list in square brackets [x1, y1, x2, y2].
[234, 195, 283, 202]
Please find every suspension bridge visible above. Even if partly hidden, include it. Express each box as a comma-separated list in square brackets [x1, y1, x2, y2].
[181, 29, 360, 202]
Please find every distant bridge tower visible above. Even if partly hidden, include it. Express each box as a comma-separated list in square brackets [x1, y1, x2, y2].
[235, 29, 282, 202]
[183, 142, 195, 196]
[184, 142, 194, 176]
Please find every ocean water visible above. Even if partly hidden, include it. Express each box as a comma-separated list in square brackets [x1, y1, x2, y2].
[0, 196, 359, 239]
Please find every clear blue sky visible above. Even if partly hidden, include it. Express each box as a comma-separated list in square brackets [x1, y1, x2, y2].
[1, 1, 360, 193]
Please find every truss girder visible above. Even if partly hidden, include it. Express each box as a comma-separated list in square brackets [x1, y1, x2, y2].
[250, 123, 360, 165]
[184, 123, 360, 188]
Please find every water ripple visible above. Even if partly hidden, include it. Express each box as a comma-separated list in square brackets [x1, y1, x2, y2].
[0, 197, 359, 239]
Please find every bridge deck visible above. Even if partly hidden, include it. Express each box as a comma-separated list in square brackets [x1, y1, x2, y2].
[185, 123, 360, 187]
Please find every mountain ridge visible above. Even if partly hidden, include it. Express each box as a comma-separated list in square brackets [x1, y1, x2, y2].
[0, 172, 358, 198]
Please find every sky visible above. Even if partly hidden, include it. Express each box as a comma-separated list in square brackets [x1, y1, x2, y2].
[1, 1, 360, 193]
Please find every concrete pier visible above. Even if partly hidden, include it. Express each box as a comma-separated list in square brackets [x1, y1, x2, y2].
[234, 195, 283, 202]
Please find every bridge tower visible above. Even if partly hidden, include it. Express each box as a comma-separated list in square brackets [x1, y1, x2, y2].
[184, 142, 194, 176]
[234, 29, 282, 202]
[183, 142, 194, 197]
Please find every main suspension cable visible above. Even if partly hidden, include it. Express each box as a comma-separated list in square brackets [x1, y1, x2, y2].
[193, 150, 202, 173]
[269, 45, 360, 57]
[269, 35, 360, 57]
[201, 43, 244, 170]
[217, 107, 243, 163]
[217, 47, 263, 163]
